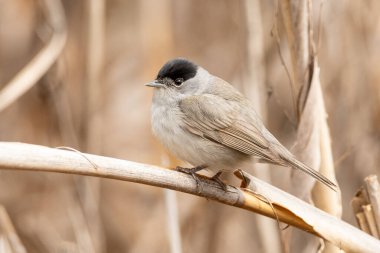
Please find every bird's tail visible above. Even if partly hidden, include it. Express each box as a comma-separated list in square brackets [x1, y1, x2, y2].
[282, 155, 337, 191]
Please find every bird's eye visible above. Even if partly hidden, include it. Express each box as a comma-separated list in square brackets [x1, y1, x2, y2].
[174, 78, 184, 86]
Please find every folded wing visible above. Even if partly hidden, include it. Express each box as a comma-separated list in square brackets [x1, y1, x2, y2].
[179, 94, 337, 191]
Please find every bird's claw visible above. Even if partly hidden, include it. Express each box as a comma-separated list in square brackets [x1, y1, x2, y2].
[210, 171, 228, 191]
[175, 166, 205, 193]
[175, 166, 228, 192]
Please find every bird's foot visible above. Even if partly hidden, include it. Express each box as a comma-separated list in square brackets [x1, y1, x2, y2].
[210, 171, 228, 191]
[234, 169, 257, 191]
[175, 165, 206, 193]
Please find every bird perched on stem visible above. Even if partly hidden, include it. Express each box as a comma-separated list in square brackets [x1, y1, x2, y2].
[145, 58, 337, 191]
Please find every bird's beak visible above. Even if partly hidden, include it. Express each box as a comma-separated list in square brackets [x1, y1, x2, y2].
[145, 80, 165, 88]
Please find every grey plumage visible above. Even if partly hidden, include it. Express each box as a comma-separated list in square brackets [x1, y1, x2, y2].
[146, 58, 337, 191]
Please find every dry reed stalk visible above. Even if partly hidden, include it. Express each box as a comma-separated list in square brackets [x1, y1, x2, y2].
[352, 188, 370, 232]
[138, 2, 182, 252]
[363, 205, 379, 238]
[279, 0, 310, 116]
[45, 60, 79, 148]
[0, 236, 12, 253]
[0, 206, 27, 253]
[0, 0, 66, 113]
[365, 175, 380, 231]
[63, 188, 97, 253]
[164, 190, 182, 253]
[82, 0, 105, 152]
[356, 212, 371, 234]
[0, 142, 379, 252]
[278, 0, 341, 251]
[76, 1, 107, 252]
[161, 155, 182, 253]
[351, 175, 380, 239]
[244, 1, 281, 252]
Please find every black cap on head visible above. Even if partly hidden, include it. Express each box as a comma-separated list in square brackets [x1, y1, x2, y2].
[157, 58, 198, 81]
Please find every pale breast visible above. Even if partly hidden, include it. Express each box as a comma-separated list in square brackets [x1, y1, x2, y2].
[151, 102, 250, 172]
[151, 103, 200, 162]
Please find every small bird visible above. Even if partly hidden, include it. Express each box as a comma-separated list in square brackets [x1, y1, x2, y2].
[145, 58, 337, 191]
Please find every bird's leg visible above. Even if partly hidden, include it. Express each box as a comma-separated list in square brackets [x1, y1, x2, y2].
[239, 169, 249, 188]
[210, 171, 227, 191]
[175, 165, 206, 174]
[234, 169, 257, 191]
[175, 165, 207, 192]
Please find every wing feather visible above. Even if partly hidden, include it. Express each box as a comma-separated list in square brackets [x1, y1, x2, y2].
[179, 93, 337, 190]
[179, 94, 270, 158]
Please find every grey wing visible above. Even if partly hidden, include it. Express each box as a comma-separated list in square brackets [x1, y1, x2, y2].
[179, 94, 279, 162]
[179, 94, 337, 190]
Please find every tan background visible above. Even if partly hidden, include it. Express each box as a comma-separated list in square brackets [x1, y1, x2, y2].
[0, 0, 379, 252]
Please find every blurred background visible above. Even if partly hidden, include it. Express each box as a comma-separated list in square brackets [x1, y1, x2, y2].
[0, 0, 379, 252]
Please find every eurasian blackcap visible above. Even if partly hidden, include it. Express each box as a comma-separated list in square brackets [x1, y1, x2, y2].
[145, 58, 336, 191]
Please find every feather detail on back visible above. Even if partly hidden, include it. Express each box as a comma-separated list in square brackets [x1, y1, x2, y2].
[179, 89, 337, 191]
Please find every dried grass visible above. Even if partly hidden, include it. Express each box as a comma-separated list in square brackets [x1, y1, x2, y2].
[0, 1, 379, 252]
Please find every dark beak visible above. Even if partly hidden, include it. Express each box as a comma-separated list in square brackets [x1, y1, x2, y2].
[145, 80, 165, 88]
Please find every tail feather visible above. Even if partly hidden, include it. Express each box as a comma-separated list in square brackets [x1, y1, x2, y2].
[282, 156, 337, 191]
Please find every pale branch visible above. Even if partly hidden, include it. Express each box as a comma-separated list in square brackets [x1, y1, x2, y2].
[0, 0, 66, 113]
[0, 142, 379, 252]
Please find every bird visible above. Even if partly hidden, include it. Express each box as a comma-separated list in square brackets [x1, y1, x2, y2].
[145, 58, 337, 191]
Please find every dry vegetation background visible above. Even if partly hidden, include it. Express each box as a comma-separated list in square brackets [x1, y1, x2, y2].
[0, 0, 379, 252]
